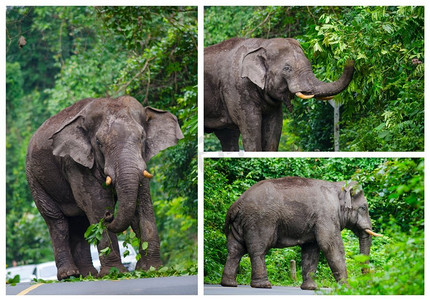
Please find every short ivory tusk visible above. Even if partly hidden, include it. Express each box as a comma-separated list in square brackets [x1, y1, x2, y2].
[295, 92, 315, 99]
[106, 176, 112, 186]
[317, 96, 334, 100]
[365, 229, 383, 237]
[143, 170, 153, 179]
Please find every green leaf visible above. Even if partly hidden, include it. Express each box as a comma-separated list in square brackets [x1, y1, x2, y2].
[100, 246, 111, 257]
[142, 241, 149, 250]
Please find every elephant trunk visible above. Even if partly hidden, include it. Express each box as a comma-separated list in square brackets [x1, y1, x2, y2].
[358, 233, 372, 274]
[297, 60, 354, 99]
[106, 161, 142, 233]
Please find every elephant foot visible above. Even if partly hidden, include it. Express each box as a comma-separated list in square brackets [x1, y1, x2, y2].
[57, 265, 80, 281]
[78, 265, 98, 278]
[301, 279, 317, 290]
[251, 279, 272, 289]
[135, 258, 162, 271]
[220, 277, 238, 287]
[98, 264, 128, 277]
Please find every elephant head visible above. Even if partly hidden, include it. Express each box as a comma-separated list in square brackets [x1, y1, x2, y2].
[240, 38, 354, 105]
[339, 181, 382, 271]
[50, 96, 183, 232]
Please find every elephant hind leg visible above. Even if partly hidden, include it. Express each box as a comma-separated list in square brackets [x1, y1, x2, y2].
[221, 232, 246, 287]
[69, 216, 98, 277]
[214, 128, 240, 151]
[300, 242, 320, 290]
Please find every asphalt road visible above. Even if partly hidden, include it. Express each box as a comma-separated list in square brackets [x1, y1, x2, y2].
[204, 284, 328, 295]
[6, 275, 197, 295]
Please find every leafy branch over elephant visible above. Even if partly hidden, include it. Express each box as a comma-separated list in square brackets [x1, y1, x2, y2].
[26, 96, 183, 280]
[204, 38, 354, 151]
[221, 177, 382, 289]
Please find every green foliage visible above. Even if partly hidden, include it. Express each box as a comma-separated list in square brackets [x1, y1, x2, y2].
[204, 158, 424, 294]
[84, 219, 107, 245]
[204, 6, 424, 151]
[335, 226, 423, 295]
[6, 6, 197, 273]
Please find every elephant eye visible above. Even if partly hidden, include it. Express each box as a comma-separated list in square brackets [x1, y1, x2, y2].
[96, 138, 102, 148]
[283, 65, 292, 72]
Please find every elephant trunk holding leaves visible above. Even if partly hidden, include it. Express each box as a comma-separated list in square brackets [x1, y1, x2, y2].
[204, 38, 354, 151]
[221, 177, 382, 289]
[26, 96, 183, 280]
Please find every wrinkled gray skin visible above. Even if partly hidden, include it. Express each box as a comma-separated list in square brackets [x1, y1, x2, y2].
[204, 38, 354, 151]
[221, 177, 374, 290]
[26, 96, 183, 280]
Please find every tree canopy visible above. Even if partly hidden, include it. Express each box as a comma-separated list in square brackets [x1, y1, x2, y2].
[204, 6, 424, 151]
[6, 6, 197, 271]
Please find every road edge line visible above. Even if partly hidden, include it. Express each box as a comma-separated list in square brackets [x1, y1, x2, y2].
[17, 283, 44, 295]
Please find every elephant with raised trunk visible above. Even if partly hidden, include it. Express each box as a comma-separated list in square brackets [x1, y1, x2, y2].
[26, 96, 183, 280]
[221, 177, 382, 289]
[204, 38, 354, 151]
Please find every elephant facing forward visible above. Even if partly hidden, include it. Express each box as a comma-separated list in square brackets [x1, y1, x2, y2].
[204, 38, 354, 151]
[26, 96, 183, 280]
[221, 177, 381, 289]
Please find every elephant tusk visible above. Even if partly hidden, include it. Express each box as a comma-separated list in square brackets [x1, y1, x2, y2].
[365, 229, 383, 237]
[105, 176, 112, 186]
[317, 96, 334, 100]
[143, 170, 153, 179]
[295, 92, 314, 99]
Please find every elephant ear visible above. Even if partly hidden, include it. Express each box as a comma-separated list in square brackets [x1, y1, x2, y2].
[50, 115, 94, 169]
[240, 47, 267, 89]
[340, 182, 354, 209]
[143, 107, 184, 161]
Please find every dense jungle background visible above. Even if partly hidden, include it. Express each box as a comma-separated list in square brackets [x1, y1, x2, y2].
[204, 158, 424, 294]
[204, 6, 424, 151]
[6, 6, 197, 274]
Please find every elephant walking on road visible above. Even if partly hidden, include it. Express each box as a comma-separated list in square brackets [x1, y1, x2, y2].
[221, 177, 382, 289]
[26, 96, 183, 280]
[204, 38, 354, 151]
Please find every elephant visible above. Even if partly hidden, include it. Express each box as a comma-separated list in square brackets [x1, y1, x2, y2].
[221, 177, 382, 290]
[204, 38, 354, 151]
[25, 96, 183, 280]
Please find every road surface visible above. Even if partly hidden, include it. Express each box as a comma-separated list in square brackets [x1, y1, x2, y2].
[205, 284, 329, 295]
[6, 275, 197, 295]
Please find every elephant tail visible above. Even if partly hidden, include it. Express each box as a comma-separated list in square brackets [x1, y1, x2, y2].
[224, 201, 243, 243]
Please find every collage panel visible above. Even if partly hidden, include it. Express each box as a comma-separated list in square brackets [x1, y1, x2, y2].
[3, 3, 426, 297]
[204, 6, 424, 152]
[203, 157, 424, 295]
[5, 6, 197, 295]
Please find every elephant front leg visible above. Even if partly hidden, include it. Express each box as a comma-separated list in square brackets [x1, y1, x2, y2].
[300, 242, 320, 290]
[316, 227, 349, 285]
[261, 108, 283, 151]
[45, 216, 81, 280]
[214, 128, 240, 151]
[97, 230, 128, 277]
[30, 181, 80, 280]
[238, 112, 263, 151]
[131, 179, 163, 270]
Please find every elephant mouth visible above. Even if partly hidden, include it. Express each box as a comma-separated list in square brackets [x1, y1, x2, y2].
[364, 229, 383, 237]
[295, 92, 334, 100]
[105, 170, 153, 186]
